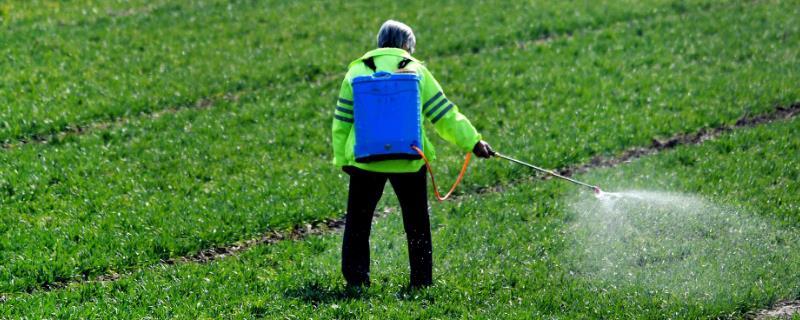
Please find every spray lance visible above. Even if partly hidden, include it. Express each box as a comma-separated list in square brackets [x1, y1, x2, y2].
[491, 152, 603, 195]
[413, 148, 603, 201]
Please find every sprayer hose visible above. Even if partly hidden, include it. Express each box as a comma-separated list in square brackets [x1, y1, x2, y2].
[411, 145, 471, 201]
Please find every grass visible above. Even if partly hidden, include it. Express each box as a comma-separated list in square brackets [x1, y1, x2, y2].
[2, 106, 798, 319]
[432, 1, 800, 187]
[2, 1, 799, 318]
[0, 0, 798, 294]
[0, 0, 711, 142]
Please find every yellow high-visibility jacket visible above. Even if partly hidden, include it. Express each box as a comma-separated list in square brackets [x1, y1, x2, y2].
[332, 47, 481, 173]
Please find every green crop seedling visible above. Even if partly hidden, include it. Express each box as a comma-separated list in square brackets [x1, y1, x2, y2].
[3, 115, 799, 319]
[0, 0, 798, 318]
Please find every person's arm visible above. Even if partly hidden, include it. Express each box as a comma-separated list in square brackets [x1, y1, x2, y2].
[418, 66, 482, 153]
[332, 77, 354, 166]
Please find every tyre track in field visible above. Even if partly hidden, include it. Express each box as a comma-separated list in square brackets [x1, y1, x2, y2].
[0, 30, 569, 151]
[0, 93, 232, 151]
[0, 6, 721, 298]
[2, 102, 797, 302]
[474, 102, 800, 195]
[1, 2, 721, 151]
[11, 208, 395, 297]
[749, 299, 800, 319]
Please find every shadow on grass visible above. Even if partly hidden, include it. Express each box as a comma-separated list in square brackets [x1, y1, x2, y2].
[283, 281, 369, 305]
[285, 280, 435, 305]
[394, 284, 436, 301]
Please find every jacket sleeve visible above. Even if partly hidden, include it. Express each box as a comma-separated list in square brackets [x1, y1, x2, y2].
[332, 77, 354, 166]
[419, 66, 481, 152]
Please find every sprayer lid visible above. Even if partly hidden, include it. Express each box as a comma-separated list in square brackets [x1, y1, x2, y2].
[352, 72, 419, 84]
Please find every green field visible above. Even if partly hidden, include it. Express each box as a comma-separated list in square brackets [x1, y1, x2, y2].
[1, 0, 716, 142]
[1, 0, 799, 318]
[3, 112, 799, 319]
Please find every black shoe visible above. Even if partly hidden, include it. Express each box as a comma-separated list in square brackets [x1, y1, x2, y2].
[409, 281, 432, 290]
[345, 279, 370, 289]
[344, 281, 369, 297]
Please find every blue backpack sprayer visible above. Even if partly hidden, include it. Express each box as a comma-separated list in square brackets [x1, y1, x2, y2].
[351, 69, 603, 199]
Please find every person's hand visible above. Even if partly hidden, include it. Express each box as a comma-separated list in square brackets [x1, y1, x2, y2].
[472, 140, 495, 158]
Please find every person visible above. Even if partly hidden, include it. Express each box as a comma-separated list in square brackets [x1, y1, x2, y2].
[331, 20, 494, 288]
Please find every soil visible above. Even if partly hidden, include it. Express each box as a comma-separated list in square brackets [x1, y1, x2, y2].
[749, 299, 800, 319]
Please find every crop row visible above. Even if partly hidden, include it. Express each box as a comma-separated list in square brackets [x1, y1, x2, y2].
[3, 103, 798, 318]
[0, 0, 171, 27]
[0, 1, 796, 294]
[0, 0, 722, 142]
[428, 0, 800, 189]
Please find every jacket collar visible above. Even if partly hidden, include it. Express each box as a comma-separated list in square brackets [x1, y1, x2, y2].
[348, 48, 421, 68]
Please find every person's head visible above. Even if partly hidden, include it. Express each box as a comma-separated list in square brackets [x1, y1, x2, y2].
[376, 20, 416, 54]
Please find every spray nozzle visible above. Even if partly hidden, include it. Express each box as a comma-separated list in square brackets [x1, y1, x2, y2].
[593, 186, 602, 195]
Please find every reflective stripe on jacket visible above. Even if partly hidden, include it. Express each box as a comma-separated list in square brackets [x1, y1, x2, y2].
[332, 48, 481, 173]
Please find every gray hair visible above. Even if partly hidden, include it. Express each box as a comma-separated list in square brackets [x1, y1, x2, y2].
[376, 20, 416, 54]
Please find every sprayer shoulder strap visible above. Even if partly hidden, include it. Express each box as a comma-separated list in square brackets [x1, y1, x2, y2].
[363, 57, 377, 72]
[363, 56, 414, 73]
[398, 58, 412, 69]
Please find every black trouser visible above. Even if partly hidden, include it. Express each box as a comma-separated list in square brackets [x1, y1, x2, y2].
[341, 166, 432, 287]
